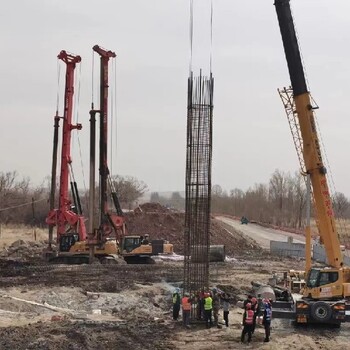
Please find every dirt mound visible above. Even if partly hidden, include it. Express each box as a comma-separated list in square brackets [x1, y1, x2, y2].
[126, 203, 261, 256]
[0, 240, 47, 262]
[0, 203, 261, 262]
[135, 202, 170, 213]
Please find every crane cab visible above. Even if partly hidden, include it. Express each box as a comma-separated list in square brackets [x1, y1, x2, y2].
[304, 267, 350, 300]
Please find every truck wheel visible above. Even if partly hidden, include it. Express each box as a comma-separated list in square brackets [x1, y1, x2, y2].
[310, 302, 332, 322]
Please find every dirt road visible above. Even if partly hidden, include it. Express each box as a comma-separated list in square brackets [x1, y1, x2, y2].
[216, 216, 304, 249]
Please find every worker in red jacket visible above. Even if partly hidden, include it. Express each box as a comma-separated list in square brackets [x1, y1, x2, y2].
[251, 297, 258, 334]
[181, 293, 192, 328]
[241, 303, 254, 343]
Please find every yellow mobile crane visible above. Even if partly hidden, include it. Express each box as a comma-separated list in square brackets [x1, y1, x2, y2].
[274, 0, 350, 325]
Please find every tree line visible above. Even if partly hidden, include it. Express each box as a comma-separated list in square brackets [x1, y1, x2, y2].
[1, 169, 350, 231]
[151, 169, 350, 230]
[0, 171, 147, 226]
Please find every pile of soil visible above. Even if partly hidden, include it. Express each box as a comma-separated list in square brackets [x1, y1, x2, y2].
[0, 240, 47, 262]
[0, 203, 262, 262]
[126, 203, 262, 256]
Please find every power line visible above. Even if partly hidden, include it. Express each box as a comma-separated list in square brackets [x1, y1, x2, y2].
[0, 198, 47, 212]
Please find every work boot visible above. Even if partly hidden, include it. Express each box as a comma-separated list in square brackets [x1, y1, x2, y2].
[264, 338, 270, 342]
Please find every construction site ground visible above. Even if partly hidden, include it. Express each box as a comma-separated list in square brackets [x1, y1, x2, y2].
[0, 206, 349, 349]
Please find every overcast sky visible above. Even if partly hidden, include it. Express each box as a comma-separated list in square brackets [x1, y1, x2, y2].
[1, 0, 350, 196]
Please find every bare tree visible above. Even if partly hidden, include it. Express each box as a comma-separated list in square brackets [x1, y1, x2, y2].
[269, 169, 289, 225]
[229, 188, 245, 216]
[332, 192, 349, 218]
[291, 172, 306, 229]
[111, 175, 148, 208]
[212, 184, 223, 197]
[150, 192, 160, 202]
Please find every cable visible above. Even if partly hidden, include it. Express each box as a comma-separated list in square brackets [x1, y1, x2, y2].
[72, 67, 79, 152]
[75, 60, 82, 124]
[110, 57, 115, 176]
[91, 49, 95, 105]
[210, 0, 213, 74]
[314, 111, 348, 239]
[74, 60, 87, 194]
[56, 59, 61, 114]
[113, 57, 118, 175]
[69, 163, 75, 183]
[77, 135, 88, 194]
[189, 0, 194, 74]
[0, 198, 46, 212]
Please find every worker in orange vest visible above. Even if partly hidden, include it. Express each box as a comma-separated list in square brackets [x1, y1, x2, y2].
[181, 292, 192, 328]
[241, 303, 254, 343]
[251, 297, 258, 334]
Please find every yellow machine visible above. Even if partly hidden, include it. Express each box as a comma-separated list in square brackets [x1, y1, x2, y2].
[120, 236, 173, 264]
[47, 235, 173, 264]
[275, 0, 350, 325]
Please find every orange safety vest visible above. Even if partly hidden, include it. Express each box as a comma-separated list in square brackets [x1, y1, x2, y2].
[182, 297, 191, 311]
[245, 310, 254, 325]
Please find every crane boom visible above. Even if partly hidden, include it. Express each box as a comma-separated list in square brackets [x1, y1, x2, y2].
[274, 0, 342, 268]
[273, 0, 350, 326]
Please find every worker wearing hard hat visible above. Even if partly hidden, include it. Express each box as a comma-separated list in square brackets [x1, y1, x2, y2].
[241, 303, 254, 343]
[203, 292, 213, 328]
[181, 292, 192, 328]
[243, 294, 252, 309]
[172, 288, 181, 321]
[251, 297, 258, 334]
[212, 288, 221, 328]
[220, 292, 230, 327]
[262, 299, 272, 342]
[142, 234, 150, 245]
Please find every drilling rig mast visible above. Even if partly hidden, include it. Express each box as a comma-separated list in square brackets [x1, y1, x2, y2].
[88, 45, 125, 252]
[46, 51, 86, 253]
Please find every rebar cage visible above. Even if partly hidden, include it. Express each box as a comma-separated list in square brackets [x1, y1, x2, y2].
[183, 72, 214, 318]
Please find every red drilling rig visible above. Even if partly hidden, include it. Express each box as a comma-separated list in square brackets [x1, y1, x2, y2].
[45, 46, 173, 264]
[46, 51, 87, 255]
[88, 45, 125, 243]
[87, 45, 173, 264]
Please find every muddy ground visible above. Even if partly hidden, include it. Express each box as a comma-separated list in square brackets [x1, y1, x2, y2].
[0, 257, 349, 349]
[0, 205, 349, 349]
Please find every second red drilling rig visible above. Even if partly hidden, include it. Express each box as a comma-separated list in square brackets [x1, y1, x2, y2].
[45, 46, 173, 264]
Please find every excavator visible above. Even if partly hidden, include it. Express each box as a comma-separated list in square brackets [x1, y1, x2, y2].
[46, 47, 173, 264]
[274, 0, 350, 325]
